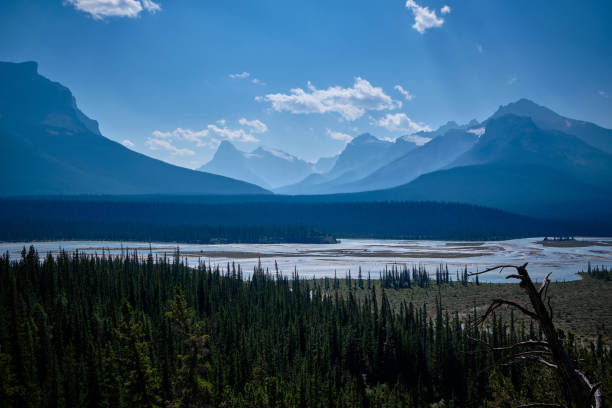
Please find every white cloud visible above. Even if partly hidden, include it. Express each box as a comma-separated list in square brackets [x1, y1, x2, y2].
[65, 0, 160, 19]
[467, 127, 486, 137]
[140, 0, 160, 12]
[394, 85, 414, 101]
[257, 77, 401, 121]
[476, 43, 483, 53]
[326, 129, 353, 143]
[206, 124, 259, 143]
[229, 72, 264, 85]
[145, 138, 195, 156]
[152, 128, 212, 147]
[150, 120, 260, 155]
[599, 90, 609, 98]
[238, 118, 268, 133]
[405, 0, 446, 34]
[229, 72, 250, 79]
[398, 134, 431, 146]
[440, 5, 451, 14]
[121, 139, 135, 148]
[375, 113, 431, 133]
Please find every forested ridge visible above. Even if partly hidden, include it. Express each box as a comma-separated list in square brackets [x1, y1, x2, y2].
[1, 247, 610, 407]
[2, 198, 605, 243]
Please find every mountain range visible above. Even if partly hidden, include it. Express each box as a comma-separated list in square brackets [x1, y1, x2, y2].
[490, 98, 612, 154]
[334, 128, 480, 192]
[0, 61, 268, 195]
[2, 60, 611, 222]
[372, 113, 612, 216]
[276, 133, 422, 194]
[198, 141, 316, 189]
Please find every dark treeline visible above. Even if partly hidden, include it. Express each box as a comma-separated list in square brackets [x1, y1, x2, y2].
[0, 197, 603, 243]
[582, 262, 612, 281]
[0, 219, 335, 244]
[380, 264, 475, 289]
[1, 247, 610, 407]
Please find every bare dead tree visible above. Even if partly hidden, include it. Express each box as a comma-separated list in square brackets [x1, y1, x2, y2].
[469, 263, 602, 408]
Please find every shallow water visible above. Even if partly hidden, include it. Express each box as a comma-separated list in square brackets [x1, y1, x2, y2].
[2, 237, 611, 283]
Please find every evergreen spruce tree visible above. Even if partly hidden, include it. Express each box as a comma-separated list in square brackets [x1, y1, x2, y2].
[167, 287, 213, 408]
[115, 301, 161, 408]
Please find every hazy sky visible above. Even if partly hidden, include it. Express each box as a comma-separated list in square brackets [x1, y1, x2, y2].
[1, 0, 611, 168]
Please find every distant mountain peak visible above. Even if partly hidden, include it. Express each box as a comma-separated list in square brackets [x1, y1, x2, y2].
[200, 141, 313, 189]
[1, 60, 38, 76]
[489, 112, 537, 127]
[252, 146, 296, 162]
[350, 133, 379, 144]
[218, 140, 238, 151]
[514, 97, 538, 106]
[0, 61, 268, 195]
[488, 98, 612, 154]
[0, 60, 102, 136]
[414, 120, 468, 139]
[492, 98, 558, 121]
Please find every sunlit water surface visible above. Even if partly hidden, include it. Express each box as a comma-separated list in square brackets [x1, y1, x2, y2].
[2, 238, 611, 283]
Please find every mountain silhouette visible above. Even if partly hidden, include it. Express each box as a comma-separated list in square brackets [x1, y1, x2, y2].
[377, 114, 612, 217]
[336, 128, 479, 192]
[277, 133, 418, 194]
[490, 98, 612, 153]
[199, 141, 313, 189]
[0, 61, 268, 195]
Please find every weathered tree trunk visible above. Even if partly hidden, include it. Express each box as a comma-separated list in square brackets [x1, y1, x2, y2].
[471, 263, 602, 408]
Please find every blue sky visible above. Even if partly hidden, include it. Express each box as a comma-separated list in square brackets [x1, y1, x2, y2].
[1, 0, 611, 168]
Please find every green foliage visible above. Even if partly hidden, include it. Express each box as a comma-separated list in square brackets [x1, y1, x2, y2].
[115, 301, 162, 408]
[167, 287, 212, 407]
[0, 345, 20, 407]
[0, 246, 609, 407]
[582, 262, 612, 281]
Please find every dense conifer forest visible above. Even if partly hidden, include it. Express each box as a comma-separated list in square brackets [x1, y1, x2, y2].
[1, 197, 605, 243]
[1, 247, 609, 407]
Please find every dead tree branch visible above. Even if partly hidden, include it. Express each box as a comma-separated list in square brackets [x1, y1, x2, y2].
[476, 298, 539, 325]
[468, 263, 528, 277]
[475, 263, 601, 408]
[468, 336, 550, 352]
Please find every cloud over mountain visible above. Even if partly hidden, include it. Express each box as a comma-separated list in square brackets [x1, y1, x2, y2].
[375, 113, 431, 133]
[239, 118, 268, 133]
[257, 77, 401, 121]
[145, 138, 195, 156]
[327, 129, 353, 142]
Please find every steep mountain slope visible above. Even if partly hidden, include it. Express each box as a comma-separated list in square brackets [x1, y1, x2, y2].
[449, 115, 612, 186]
[413, 119, 478, 139]
[246, 146, 313, 187]
[313, 155, 338, 173]
[0, 61, 268, 195]
[199, 142, 313, 189]
[198, 141, 270, 188]
[277, 133, 418, 194]
[379, 114, 612, 216]
[338, 129, 479, 192]
[490, 98, 612, 153]
[388, 164, 610, 217]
